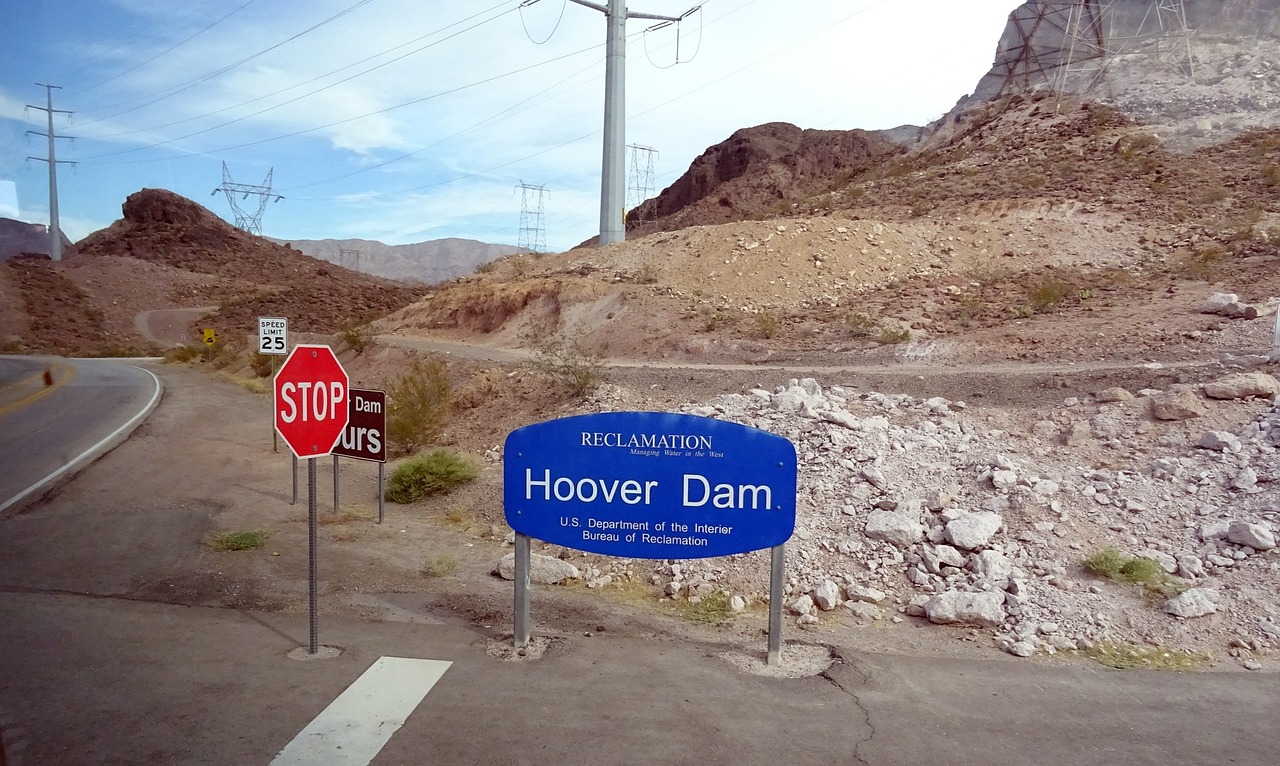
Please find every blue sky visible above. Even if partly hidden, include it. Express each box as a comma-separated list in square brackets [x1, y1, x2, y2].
[1, 0, 1019, 252]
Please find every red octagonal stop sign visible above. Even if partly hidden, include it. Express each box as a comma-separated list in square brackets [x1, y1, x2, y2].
[274, 344, 350, 459]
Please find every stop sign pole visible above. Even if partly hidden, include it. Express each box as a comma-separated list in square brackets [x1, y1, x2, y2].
[274, 344, 349, 655]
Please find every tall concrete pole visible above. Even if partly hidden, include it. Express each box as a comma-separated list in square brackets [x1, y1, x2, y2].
[600, 0, 627, 245]
[26, 84, 73, 261]
[44, 87, 62, 262]
[568, 0, 686, 246]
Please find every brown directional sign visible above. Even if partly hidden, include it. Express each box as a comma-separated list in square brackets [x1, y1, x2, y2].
[333, 388, 386, 462]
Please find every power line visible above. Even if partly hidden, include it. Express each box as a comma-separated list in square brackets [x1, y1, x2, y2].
[76, 39, 607, 165]
[75, 0, 377, 126]
[83, 0, 517, 144]
[25, 84, 75, 261]
[69, 0, 262, 98]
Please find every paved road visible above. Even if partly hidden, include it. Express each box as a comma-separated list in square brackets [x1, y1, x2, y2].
[0, 589, 1276, 765]
[0, 356, 161, 515]
[1, 360, 1277, 765]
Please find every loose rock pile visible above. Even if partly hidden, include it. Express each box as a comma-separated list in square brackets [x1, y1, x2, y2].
[594, 373, 1280, 663]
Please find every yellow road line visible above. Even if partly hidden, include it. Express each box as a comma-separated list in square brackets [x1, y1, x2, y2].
[0, 362, 76, 417]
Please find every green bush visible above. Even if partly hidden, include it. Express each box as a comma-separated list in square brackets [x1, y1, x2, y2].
[164, 344, 204, 364]
[338, 323, 374, 354]
[1083, 547, 1187, 598]
[528, 329, 608, 400]
[385, 450, 477, 504]
[210, 530, 268, 551]
[752, 312, 780, 339]
[385, 358, 452, 455]
[249, 351, 273, 378]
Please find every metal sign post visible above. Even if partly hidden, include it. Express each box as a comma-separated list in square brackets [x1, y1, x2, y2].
[291, 454, 298, 505]
[504, 411, 798, 661]
[514, 533, 531, 648]
[332, 388, 388, 523]
[768, 544, 785, 666]
[308, 457, 319, 655]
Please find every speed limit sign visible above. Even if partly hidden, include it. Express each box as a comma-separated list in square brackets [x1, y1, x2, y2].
[258, 317, 288, 355]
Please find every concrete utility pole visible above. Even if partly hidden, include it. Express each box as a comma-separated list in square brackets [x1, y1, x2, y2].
[26, 84, 74, 261]
[567, 0, 696, 245]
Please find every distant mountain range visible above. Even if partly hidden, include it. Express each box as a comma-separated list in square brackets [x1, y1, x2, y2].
[0, 217, 72, 260]
[271, 237, 526, 284]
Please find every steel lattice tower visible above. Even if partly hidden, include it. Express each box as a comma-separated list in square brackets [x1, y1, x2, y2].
[991, 1, 1194, 102]
[212, 161, 283, 236]
[516, 181, 548, 253]
[626, 143, 658, 225]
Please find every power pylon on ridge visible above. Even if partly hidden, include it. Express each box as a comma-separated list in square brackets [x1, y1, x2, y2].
[338, 248, 362, 273]
[212, 161, 283, 236]
[626, 143, 658, 226]
[516, 181, 548, 253]
[991, 1, 1194, 103]
[25, 83, 75, 261]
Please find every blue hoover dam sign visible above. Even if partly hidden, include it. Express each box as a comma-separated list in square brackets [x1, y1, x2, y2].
[503, 412, 797, 559]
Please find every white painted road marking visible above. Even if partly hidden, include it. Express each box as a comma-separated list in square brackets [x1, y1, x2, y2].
[270, 657, 452, 766]
[0, 362, 162, 515]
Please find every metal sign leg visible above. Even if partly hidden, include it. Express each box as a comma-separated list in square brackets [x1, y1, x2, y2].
[377, 462, 385, 525]
[514, 533, 531, 648]
[768, 544, 785, 666]
[308, 457, 319, 655]
[291, 454, 298, 505]
[333, 454, 340, 514]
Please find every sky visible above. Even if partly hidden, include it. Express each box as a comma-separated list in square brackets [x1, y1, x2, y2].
[1, 0, 1020, 252]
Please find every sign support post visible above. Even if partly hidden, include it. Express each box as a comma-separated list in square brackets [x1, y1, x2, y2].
[503, 412, 798, 661]
[377, 463, 385, 524]
[514, 533, 531, 648]
[333, 454, 340, 514]
[272, 344, 349, 656]
[308, 457, 319, 655]
[768, 544, 785, 666]
[291, 454, 297, 505]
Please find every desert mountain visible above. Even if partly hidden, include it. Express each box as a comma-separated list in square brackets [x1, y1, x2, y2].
[272, 236, 524, 284]
[0, 189, 426, 354]
[624, 122, 900, 238]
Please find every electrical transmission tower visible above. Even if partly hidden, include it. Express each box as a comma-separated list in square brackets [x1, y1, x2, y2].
[626, 143, 658, 226]
[516, 181, 549, 253]
[338, 248, 362, 273]
[566, 0, 699, 245]
[212, 162, 283, 236]
[26, 83, 74, 261]
[991, 1, 1194, 103]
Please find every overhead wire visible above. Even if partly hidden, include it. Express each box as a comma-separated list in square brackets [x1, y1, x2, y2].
[68, 0, 262, 98]
[75, 1, 522, 159]
[74, 0, 378, 127]
[82, 40, 610, 165]
[642, 5, 703, 70]
[282, 57, 602, 195]
[519, 0, 569, 45]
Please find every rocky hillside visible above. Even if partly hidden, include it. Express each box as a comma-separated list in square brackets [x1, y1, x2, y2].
[274, 236, 524, 284]
[625, 122, 900, 237]
[0, 189, 427, 354]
